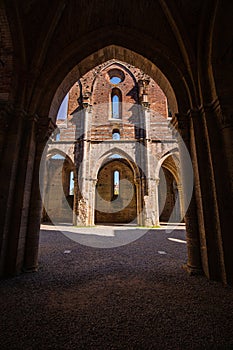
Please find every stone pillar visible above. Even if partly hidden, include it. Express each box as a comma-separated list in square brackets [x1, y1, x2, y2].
[88, 178, 97, 226]
[0, 107, 29, 276]
[154, 178, 160, 226]
[72, 169, 78, 225]
[76, 103, 93, 226]
[204, 100, 233, 284]
[177, 183, 185, 220]
[0, 106, 52, 276]
[218, 111, 233, 285]
[172, 113, 202, 275]
[189, 108, 226, 282]
[133, 177, 141, 226]
[0, 101, 14, 158]
[23, 117, 56, 272]
[6, 115, 38, 274]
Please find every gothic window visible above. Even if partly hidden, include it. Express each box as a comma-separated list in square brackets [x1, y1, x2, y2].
[108, 68, 125, 84]
[55, 131, 60, 141]
[113, 170, 120, 198]
[51, 153, 65, 160]
[112, 129, 120, 140]
[111, 88, 122, 119]
[69, 171, 74, 195]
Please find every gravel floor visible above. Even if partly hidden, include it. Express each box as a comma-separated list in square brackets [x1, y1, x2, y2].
[0, 225, 233, 350]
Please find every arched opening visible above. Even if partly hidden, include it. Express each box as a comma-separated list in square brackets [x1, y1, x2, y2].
[95, 159, 137, 224]
[2, 9, 233, 347]
[111, 88, 122, 119]
[158, 166, 181, 223]
[0, 36, 198, 278]
[44, 56, 182, 230]
[158, 153, 183, 224]
[41, 151, 75, 224]
[47, 45, 182, 123]
[55, 130, 60, 141]
[112, 129, 120, 140]
[113, 170, 120, 198]
[108, 68, 125, 84]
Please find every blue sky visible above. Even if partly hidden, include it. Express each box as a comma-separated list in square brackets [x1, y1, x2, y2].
[57, 94, 69, 120]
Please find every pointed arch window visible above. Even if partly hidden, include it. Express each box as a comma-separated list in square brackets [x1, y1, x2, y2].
[69, 171, 74, 195]
[55, 130, 60, 141]
[111, 88, 122, 119]
[113, 170, 120, 198]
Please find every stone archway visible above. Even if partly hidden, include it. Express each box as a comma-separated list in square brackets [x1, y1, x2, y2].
[42, 150, 75, 224]
[159, 166, 181, 223]
[95, 159, 137, 224]
[1, 1, 233, 284]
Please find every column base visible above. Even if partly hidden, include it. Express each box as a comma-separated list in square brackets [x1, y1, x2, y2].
[182, 263, 203, 276]
[23, 265, 38, 273]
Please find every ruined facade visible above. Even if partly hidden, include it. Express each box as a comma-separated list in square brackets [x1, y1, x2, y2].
[1, 1, 233, 285]
[43, 61, 182, 226]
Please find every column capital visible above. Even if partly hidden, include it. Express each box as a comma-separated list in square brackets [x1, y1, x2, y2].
[171, 112, 189, 130]
[171, 112, 190, 143]
[0, 101, 14, 129]
[82, 91, 92, 109]
[0, 101, 31, 129]
[188, 99, 233, 129]
[187, 108, 203, 119]
[141, 101, 150, 109]
[36, 116, 56, 142]
[148, 177, 160, 185]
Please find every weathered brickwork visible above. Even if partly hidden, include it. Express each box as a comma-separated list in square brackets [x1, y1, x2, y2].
[45, 60, 181, 226]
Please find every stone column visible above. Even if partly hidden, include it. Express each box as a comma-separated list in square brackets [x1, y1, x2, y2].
[171, 113, 202, 275]
[0, 107, 28, 276]
[189, 108, 226, 282]
[218, 108, 233, 285]
[177, 183, 185, 221]
[7, 115, 38, 274]
[72, 168, 78, 225]
[154, 178, 160, 226]
[23, 117, 56, 272]
[76, 103, 92, 226]
[0, 101, 14, 159]
[88, 178, 97, 226]
[203, 100, 233, 284]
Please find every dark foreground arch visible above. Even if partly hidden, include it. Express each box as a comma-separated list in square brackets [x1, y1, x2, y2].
[0, 1, 233, 284]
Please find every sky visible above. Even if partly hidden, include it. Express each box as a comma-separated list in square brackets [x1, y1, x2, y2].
[57, 94, 69, 120]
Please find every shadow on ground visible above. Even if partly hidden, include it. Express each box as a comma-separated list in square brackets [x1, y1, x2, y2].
[0, 226, 233, 349]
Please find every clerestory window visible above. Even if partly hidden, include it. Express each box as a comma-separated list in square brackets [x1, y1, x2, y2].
[111, 88, 122, 119]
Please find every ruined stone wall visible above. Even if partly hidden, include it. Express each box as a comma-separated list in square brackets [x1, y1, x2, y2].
[47, 59, 179, 225]
[159, 166, 177, 222]
[42, 158, 73, 223]
[57, 60, 170, 143]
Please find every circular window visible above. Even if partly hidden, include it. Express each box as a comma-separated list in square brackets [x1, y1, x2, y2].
[107, 68, 125, 84]
[110, 76, 122, 84]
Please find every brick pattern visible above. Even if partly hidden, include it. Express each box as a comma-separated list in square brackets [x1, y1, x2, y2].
[55, 61, 172, 144]
[47, 60, 179, 225]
